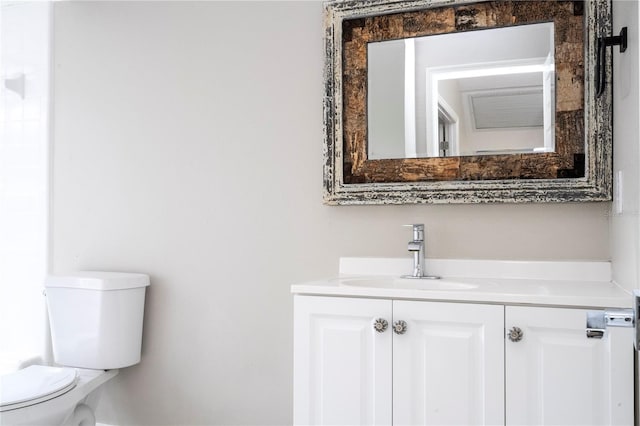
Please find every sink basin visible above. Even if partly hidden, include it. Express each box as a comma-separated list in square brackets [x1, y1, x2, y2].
[339, 277, 480, 291]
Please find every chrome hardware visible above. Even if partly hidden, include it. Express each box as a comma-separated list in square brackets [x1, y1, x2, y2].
[586, 292, 640, 349]
[605, 308, 635, 327]
[586, 311, 606, 339]
[508, 326, 523, 342]
[393, 320, 408, 335]
[586, 308, 635, 339]
[585, 291, 640, 349]
[586, 329, 605, 339]
[373, 318, 388, 333]
[401, 224, 440, 280]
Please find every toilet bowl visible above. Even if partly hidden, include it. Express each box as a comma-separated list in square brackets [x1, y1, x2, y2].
[0, 366, 117, 426]
[0, 272, 149, 426]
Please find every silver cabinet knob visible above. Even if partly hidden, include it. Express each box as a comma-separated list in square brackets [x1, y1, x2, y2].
[508, 326, 523, 342]
[393, 320, 408, 335]
[373, 318, 388, 333]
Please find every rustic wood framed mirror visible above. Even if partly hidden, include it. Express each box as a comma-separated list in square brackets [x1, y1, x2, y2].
[323, 0, 613, 205]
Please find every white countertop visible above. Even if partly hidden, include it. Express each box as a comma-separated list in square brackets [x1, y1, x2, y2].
[291, 258, 632, 308]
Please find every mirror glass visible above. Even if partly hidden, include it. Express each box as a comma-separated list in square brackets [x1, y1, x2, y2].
[368, 22, 555, 159]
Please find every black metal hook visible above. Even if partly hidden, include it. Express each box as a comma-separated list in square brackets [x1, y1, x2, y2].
[596, 27, 628, 97]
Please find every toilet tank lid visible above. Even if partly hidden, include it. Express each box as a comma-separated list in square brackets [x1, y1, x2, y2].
[45, 271, 150, 291]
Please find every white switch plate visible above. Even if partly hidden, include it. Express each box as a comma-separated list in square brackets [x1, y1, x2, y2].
[615, 170, 623, 214]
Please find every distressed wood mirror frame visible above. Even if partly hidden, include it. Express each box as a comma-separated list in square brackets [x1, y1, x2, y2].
[323, 0, 613, 205]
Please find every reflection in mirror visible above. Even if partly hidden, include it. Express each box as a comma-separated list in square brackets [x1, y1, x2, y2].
[368, 23, 555, 159]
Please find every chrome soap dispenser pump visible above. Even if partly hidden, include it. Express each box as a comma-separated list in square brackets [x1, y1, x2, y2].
[402, 224, 440, 280]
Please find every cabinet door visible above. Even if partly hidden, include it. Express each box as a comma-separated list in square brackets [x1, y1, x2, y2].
[293, 295, 392, 425]
[506, 306, 634, 425]
[393, 301, 505, 425]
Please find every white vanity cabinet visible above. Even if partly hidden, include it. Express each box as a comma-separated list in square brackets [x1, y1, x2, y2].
[293, 296, 504, 425]
[505, 306, 633, 425]
[293, 295, 634, 426]
[392, 300, 504, 425]
[293, 296, 393, 425]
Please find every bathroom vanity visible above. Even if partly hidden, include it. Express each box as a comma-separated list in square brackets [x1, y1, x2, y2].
[292, 258, 635, 425]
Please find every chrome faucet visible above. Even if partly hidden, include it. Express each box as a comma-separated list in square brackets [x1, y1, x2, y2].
[402, 224, 440, 280]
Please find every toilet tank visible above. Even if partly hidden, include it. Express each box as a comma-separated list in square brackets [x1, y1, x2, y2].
[45, 272, 150, 369]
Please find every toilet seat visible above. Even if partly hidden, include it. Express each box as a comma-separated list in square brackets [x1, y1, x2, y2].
[0, 366, 77, 412]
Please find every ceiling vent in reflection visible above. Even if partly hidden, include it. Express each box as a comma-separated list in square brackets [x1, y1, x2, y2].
[468, 88, 544, 130]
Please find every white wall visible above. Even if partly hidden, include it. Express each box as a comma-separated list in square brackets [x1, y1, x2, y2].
[368, 39, 405, 159]
[611, 0, 640, 292]
[0, 1, 50, 371]
[610, 0, 640, 412]
[52, 2, 611, 424]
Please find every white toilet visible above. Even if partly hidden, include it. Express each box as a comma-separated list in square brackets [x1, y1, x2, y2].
[0, 272, 150, 426]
